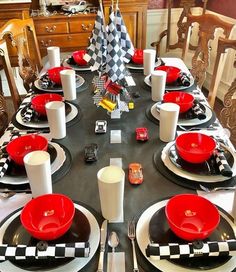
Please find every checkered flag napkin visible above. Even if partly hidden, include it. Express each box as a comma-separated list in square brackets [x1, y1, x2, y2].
[146, 239, 236, 260]
[106, 6, 127, 82]
[20, 103, 34, 123]
[215, 149, 233, 177]
[0, 242, 90, 261]
[115, 7, 134, 63]
[177, 72, 191, 87]
[84, 5, 107, 72]
[192, 100, 206, 120]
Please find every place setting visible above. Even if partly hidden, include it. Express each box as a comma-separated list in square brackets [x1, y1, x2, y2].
[62, 50, 92, 72]
[0, 193, 101, 272]
[135, 194, 236, 272]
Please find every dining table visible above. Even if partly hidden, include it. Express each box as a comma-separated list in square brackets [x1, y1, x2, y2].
[0, 57, 235, 272]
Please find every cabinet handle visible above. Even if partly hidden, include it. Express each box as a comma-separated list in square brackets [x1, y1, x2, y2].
[45, 25, 57, 33]
[68, 36, 72, 40]
[81, 23, 92, 31]
[40, 40, 52, 47]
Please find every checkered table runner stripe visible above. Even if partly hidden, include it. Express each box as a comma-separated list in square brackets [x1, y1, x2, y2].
[215, 149, 233, 177]
[115, 7, 134, 63]
[0, 242, 90, 261]
[146, 239, 236, 260]
[105, 6, 127, 82]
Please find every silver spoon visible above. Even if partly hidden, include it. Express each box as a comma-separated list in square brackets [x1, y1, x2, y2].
[108, 231, 119, 272]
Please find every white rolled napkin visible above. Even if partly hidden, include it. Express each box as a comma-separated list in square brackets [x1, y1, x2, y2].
[46, 101, 66, 139]
[47, 46, 60, 68]
[143, 49, 156, 76]
[151, 70, 167, 101]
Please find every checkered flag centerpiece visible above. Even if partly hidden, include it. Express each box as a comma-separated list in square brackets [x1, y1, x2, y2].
[106, 6, 127, 83]
[115, 6, 134, 63]
[146, 239, 236, 260]
[0, 242, 90, 261]
[84, 4, 107, 72]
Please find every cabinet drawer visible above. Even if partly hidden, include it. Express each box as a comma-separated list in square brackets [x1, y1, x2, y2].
[35, 22, 69, 34]
[38, 33, 91, 48]
[69, 20, 94, 33]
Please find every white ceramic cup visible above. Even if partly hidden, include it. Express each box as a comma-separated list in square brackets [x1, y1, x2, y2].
[159, 102, 180, 142]
[46, 101, 66, 139]
[47, 46, 60, 68]
[97, 165, 125, 221]
[151, 70, 167, 101]
[24, 151, 52, 198]
[60, 69, 77, 101]
[143, 49, 156, 76]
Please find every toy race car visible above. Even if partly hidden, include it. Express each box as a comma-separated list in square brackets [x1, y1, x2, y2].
[128, 163, 143, 184]
[84, 143, 98, 162]
[62, 0, 92, 14]
[135, 127, 148, 141]
[95, 120, 107, 134]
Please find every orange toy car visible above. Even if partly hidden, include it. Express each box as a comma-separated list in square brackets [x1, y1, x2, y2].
[128, 163, 143, 184]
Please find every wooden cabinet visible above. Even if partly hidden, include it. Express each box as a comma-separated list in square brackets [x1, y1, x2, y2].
[33, 14, 96, 56]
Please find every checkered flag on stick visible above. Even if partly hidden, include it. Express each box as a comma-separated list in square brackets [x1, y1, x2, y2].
[84, 3, 107, 72]
[106, 6, 127, 82]
[115, 5, 134, 63]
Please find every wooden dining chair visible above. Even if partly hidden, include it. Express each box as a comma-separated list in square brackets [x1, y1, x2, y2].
[182, 13, 235, 96]
[150, 0, 208, 56]
[216, 38, 236, 146]
[0, 18, 42, 94]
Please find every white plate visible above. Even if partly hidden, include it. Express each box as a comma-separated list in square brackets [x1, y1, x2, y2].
[15, 103, 78, 129]
[136, 199, 236, 272]
[34, 75, 85, 92]
[161, 142, 236, 183]
[0, 142, 66, 185]
[126, 59, 162, 70]
[0, 203, 100, 272]
[63, 58, 91, 71]
[144, 75, 194, 91]
[150, 102, 212, 127]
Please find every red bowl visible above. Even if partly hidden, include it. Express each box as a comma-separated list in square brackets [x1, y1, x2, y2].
[6, 134, 48, 165]
[31, 94, 63, 116]
[72, 50, 88, 66]
[175, 133, 216, 163]
[47, 66, 72, 85]
[155, 65, 181, 83]
[165, 194, 220, 241]
[163, 91, 194, 113]
[132, 49, 143, 65]
[20, 193, 75, 241]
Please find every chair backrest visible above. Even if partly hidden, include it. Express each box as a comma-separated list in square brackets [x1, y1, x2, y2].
[151, 0, 207, 56]
[0, 39, 21, 110]
[218, 38, 236, 146]
[0, 18, 42, 92]
[182, 14, 234, 89]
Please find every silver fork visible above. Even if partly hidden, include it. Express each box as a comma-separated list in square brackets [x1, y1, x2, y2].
[200, 184, 236, 192]
[128, 221, 139, 272]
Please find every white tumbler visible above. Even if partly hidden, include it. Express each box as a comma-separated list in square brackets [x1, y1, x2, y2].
[47, 46, 60, 68]
[143, 49, 156, 76]
[151, 70, 167, 101]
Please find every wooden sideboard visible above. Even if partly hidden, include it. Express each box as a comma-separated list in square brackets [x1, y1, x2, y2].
[32, 0, 148, 56]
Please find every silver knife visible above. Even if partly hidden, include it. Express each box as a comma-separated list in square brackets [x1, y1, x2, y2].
[97, 220, 108, 272]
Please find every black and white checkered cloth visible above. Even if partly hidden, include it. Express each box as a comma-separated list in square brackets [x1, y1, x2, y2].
[20, 103, 34, 123]
[215, 149, 233, 177]
[192, 100, 206, 120]
[177, 72, 191, 87]
[84, 5, 107, 72]
[0, 242, 90, 261]
[115, 7, 134, 63]
[146, 239, 236, 260]
[105, 6, 127, 82]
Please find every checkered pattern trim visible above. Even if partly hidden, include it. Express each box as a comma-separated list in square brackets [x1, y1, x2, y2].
[146, 239, 236, 259]
[115, 7, 134, 63]
[192, 101, 206, 120]
[84, 5, 107, 72]
[105, 6, 126, 82]
[177, 72, 191, 87]
[20, 103, 34, 123]
[215, 149, 233, 177]
[0, 242, 90, 261]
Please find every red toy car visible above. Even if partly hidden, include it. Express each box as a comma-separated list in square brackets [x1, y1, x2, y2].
[128, 163, 143, 184]
[136, 127, 148, 141]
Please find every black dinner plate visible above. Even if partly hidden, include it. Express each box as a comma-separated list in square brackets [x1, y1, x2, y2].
[168, 144, 234, 176]
[2, 207, 91, 271]
[20, 102, 72, 123]
[149, 206, 234, 270]
[4, 143, 57, 178]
